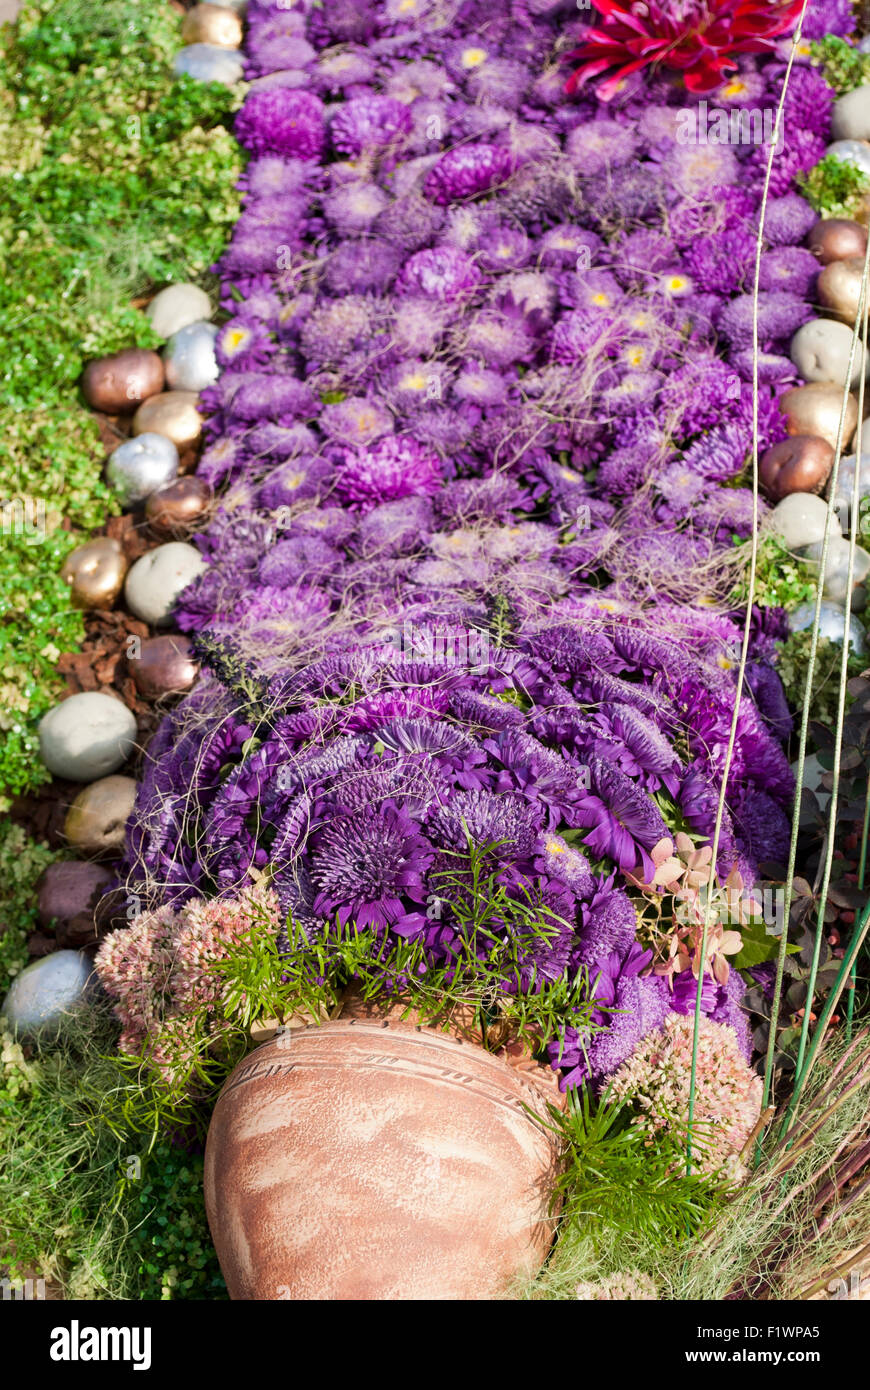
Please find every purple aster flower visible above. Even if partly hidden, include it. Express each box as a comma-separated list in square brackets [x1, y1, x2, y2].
[758, 246, 818, 296]
[466, 57, 529, 109]
[660, 143, 739, 198]
[397, 245, 483, 301]
[423, 144, 515, 206]
[320, 396, 393, 447]
[684, 226, 754, 295]
[322, 181, 390, 235]
[477, 225, 532, 274]
[310, 804, 433, 932]
[300, 297, 378, 365]
[426, 789, 543, 860]
[246, 422, 318, 460]
[235, 88, 326, 159]
[312, 48, 377, 93]
[716, 291, 812, 349]
[452, 365, 510, 406]
[462, 299, 544, 367]
[747, 127, 826, 197]
[801, 0, 856, 38]
[322, 239, 402, 295]
[570, 754, 669, 881]
[374, 194, 446, 252]
[781, 61, 836, 136]
[240, 154, 316, 200]
[215, 316, 276, 371]
[330, 95, 413, 157]
[566, 119, 638, 176]
[247, 33, 316, 79]
[761, 192, 817, 246]
[354, 495, 433, 558]
[222, 372, 317, 423]
[334, 434, 442, 512]
[258, 535, 342, 587]
[258, 456, 334, 508]
[537, 224, 603, 270]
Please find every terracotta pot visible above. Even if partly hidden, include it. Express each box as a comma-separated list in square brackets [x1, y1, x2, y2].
[204, 1019, 562, 1300]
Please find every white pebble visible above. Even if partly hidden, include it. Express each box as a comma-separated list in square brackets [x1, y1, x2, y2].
[124, 542, 207, 626]
[790, 319, 867, 388]
[146, 283, 212, 340]
[39, 692, 137, 781]
[768, 492, 841, 550]
[173, 43, 244, 87]
[831, 87, 870, 142]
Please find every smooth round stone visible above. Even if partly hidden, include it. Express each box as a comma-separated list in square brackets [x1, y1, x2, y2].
[106, 432, 179, 507]
[124, 542, 207, 626]
[768, 492, 841, 550]
[790, 319, 867, 388]
[63, 775, 138, 855]
[809, 219, 869, 266]
[130, 634, 199, 699]
[181, 3, 244, 47]
[37, 861, 114, 932]
[145, 283, 212, 340]
[831, 87, 870, 142]
[759, 435, 834, 501]
[779, 383, 859, 451]
[39, 692, 137, 782]
[790, 599, 867, 656]
[132, 391, 203, 450]
[1, 950, 98, 1039]
[817, 257, 870, 324]
[803, 534, 870, 602]
[826, 139, 870, 179]
[173, 42, 244, 86]
[145, 476, 213, 537]
[60, 537, 128, 610]
[163, 321, 219, 392]
[81, 349, 164, 415]
[829, 451, 870, 524]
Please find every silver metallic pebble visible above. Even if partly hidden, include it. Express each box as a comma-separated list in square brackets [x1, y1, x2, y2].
[1, 950, 99, 1039]
[173, 43, 244, 86]
[802, 534, 870, 603]
[106, 432, 179, 507]
[163, 320, 219, 392]
[829, 451, 870, 527]
[789, 599, 867, 655]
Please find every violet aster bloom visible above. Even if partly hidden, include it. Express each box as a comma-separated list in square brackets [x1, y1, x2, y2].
[240, 154, 315, 199]
[423, 144, 515, 206]
[801, 0, 856, 37]
[322, 239, 402, 295]
[320, 396, 394, 447]
[235, 88, 326, 159]
[747, 127, 827, 197]
[215, 316, 276, 371]
[684, 226, 754, 295]
[758, 246, 819, 296]
[374, 194, 447, 252]
[322, 181, 390, 235]
[397, 245, 483, 301]
[330, 95, 413, 157]
[309, 804, 434, 931]
[761, 192, 818, 246]
[258, 456, 334, 508]
[466, 57, 529, 109]
[300, 297, 378, 365]
[781, 61, 836, 135]
[477, 225, 532, 273]
[334, 434, 443, 512]
[247, 33, 316, 78]
[222, 372, 317, 423]
[537, 225, 603, 270]
[312, 48, 376, 93]
[259, 535, 342, 587]
[716, 291, 812, 349]
[566, 119, 638, 176]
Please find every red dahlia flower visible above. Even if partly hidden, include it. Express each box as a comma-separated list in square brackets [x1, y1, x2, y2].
[565, 0, 806, 101]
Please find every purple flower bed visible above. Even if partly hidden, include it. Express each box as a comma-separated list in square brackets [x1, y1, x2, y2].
[120, 0, 844, 1090]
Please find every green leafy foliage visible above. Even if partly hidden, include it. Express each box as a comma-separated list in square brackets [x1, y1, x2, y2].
[0, 824, 63, 996]
[123, 1142, 227, 1300]
[776, 629, 866, 730]
[730, 533, 816, 611]
[798, 152, 870, 220]
[808, 34, 870, 94]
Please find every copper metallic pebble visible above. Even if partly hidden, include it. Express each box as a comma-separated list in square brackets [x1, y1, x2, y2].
[132, 391, 203, 450]
[63, 775, 138, 856]
[130, 634, 199, 700]
[181, 3, 243, 47]
[817, 256, 870, 324]
[809, 218, 869, 265]
[779, 383, 859, 452]
[145, 476, 212, 536]
[81, 349, 164, 415]
[759, 435, 835, 502]
[60, 537, 128, 610]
